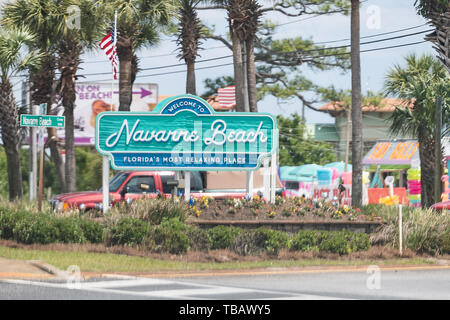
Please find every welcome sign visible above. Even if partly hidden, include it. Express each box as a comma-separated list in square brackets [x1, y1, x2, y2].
[95, 95, 277, 170]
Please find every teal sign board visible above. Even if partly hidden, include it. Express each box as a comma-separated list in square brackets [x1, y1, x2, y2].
[95, 95, 278, 170]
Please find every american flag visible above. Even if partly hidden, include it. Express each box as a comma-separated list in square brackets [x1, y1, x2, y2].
[218, 85, 236, 110]
[99, 19, 118, 80]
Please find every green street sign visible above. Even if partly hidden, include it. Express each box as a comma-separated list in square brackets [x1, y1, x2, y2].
[96, 94, 278, 171]
[20, 115, 65, 128]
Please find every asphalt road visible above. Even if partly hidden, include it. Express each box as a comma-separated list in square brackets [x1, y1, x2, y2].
[0, 267, 449, 300]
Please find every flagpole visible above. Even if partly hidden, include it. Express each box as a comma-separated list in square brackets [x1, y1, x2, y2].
[103, 11, 117, 214]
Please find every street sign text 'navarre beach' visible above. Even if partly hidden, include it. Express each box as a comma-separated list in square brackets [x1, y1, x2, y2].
[95, 95, 278, 171]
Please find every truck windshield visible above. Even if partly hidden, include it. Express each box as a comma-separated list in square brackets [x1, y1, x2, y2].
[98, 172, 130, 192]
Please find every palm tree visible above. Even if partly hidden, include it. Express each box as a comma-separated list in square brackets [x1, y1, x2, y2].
[201, 0, 262, 112]
[176, 0, 202, 95]
[2, 0, 67, 192]
[415, 1, 450, 72]
[242, 0, 262, 113]
[56, 0, 105, 193]
[3, 0, 106, 193]
[385, 54, 450, 208]
[350, 0, 362, 207]
[0, 28, 42, 200]
[102, 0, 175, 111]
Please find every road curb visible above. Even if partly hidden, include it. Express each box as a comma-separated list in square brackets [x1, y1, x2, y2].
[76, 264, 450, 280]
[26, 260, 67, 279]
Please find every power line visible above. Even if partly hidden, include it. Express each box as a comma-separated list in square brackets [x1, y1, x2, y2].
[83, 45, 228, 64]
[79, 29, 429, 78]
[276, 29, 431, 55]
[313, 23, 428, 45]
[82, 22, 428, 65]
[90, 62, 235, 82]
[88, 39, 429, 81]
[303, 40, 427, 59]
[75, 54, 233, 77]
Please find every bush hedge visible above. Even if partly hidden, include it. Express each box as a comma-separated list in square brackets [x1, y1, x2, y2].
[291, 230, 370, 255]
[0, 206, 374, 255]
[232, 228, 290, 256]
[78, 218, 104, 244]
[148, 218, 190, 254]
[11, 201, 450, 256]
[207, 225, 242, 250]
[12, 213, 60, 245]
[107, 217, 150, 247]
[0, 207, 25, 240]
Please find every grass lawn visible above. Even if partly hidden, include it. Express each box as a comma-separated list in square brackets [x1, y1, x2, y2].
[0, 246, 435, 274]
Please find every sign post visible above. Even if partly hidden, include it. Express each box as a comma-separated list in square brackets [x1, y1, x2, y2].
[20, 104, 65, 211]
[30, 106, 38, 201]
[38, 127, 45, 211]
[95, 94, 278, 198]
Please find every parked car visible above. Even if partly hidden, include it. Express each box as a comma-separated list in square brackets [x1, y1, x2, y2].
[430, 200, 450, 211]
[49, 171, 282, 211]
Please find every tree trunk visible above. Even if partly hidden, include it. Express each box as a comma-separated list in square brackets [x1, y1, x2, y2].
[351, 0, 363, 208]
[117, 39, 134, 111]
[58, 37, 81, 193]
[0, 81, 23, 200]
[31, 55, 66, 192]
[420, 135, 435, 208]
[186, 61, 196, 95]
[230, 28, 245, 112]
[246, 38, 258, 112]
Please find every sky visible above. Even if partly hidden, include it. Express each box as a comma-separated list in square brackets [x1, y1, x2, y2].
[13, 0, 436, 125]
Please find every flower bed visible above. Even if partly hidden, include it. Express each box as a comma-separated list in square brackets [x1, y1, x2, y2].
[186, 195, 382, 223]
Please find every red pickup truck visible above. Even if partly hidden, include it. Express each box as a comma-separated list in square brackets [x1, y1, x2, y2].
[49, 171, 254, 211]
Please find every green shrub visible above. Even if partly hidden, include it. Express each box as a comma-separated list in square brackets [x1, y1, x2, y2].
[318, 231, 352, 255]
[12, 213, 59, 244]
[108, 217, 150, 246]
[290, 230, 327, 252]
[78, 219, 104, 244]
[0, 207, 25, 240]
[290, 229, 370, 255]
[232, 230, 259, 255]
[255, 228, 290, 256]
[53, 217, 85, 244]
[207, 225, 242, 250]
[186, 226, 211, 252]
[352, 232, 371, 251]
[149, 218, 190, 254]
[232, 228, 290, 256]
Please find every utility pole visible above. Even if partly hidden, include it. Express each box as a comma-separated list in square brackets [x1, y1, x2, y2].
[434, 96, 443, 203]
[351, 0, 363, 207]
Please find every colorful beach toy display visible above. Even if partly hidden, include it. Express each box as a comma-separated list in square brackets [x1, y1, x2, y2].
[441, 175, 449, 202]
[407, 167, 421, 207]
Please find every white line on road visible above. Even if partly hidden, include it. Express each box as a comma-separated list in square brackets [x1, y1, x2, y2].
[0, 277, 344, 300]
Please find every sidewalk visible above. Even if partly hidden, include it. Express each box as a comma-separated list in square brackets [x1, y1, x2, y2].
[0, 257, 53, 279]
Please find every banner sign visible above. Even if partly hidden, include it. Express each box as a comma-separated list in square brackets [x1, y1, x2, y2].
[313, 185, 352, 206]
[54, 82, 158, 145]
[95, 95, 277, 171]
